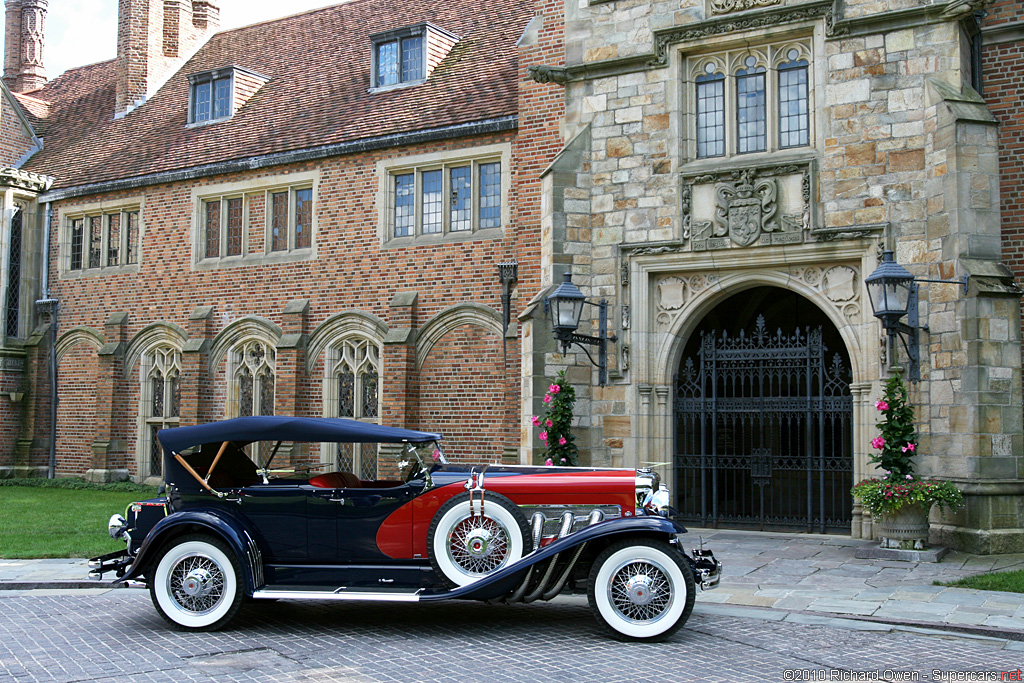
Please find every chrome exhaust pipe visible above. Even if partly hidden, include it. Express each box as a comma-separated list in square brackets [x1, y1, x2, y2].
[541, 509, 604, 600]
[523, 511, 574, 603]
[507, 512, 547, 603]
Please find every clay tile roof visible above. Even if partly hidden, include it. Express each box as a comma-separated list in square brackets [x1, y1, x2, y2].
[24, 0, 531, 191]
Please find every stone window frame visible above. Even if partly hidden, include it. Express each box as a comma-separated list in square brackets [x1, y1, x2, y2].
[58, 199, 143, 278]
[191, 170, 319, 270]
[322, 335, 383, 479]
[683, 40, 813, 161]
[136, 344, 182, 482]
[377, 143, 510, 247]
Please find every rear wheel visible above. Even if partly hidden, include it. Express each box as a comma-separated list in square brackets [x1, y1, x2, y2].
[150, 534, 243, 631]
[587, 538, 695, 641]
[428, 491, 531, 587]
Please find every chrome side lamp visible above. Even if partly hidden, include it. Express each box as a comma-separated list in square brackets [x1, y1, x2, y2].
[545, 272, 617, 386]
[864, 250, 968, 382]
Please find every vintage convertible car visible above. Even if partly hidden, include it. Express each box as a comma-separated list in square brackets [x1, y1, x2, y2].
[90, 416, 720, 641]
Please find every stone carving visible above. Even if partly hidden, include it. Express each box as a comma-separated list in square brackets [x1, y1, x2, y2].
[710, 0, 780, 15]
[621, 305, 630, 330]
[527, 65, 569, 84]
[822, 266, 858, 303]
[688, 165, 808, 251]
[657, 277, 687, 311]
[689, 274, 707, 293]
[656, 312, 672, 331]
[648, 2, 832, 67]
[843, 304, 860, 325]
[799, 267, 822, 287]
[715, 170, 778, 247]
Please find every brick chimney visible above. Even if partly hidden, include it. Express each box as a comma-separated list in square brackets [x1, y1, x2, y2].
[3, 0, 48, 93]
[115, 0, 219, 117]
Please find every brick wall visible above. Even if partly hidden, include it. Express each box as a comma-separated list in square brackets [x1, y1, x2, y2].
[11, 127, 535, 479]
[0, 97, 35, 166]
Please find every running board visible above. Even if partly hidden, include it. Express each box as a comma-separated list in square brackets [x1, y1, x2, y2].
[251, 587, 422, 602]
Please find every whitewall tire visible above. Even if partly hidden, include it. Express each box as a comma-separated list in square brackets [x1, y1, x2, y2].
[587, 538, 695, 641]
[150, 534, 244, 631]
[427, 491, 532, 587]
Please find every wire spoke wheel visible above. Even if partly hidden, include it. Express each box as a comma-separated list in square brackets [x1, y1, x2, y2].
[150, 535, 243, 631]
[428, 491, 531, 587]
[587, 539, 695, 641]
[447, 515, 511, 575]
[607, 559, 672, 623]
[167, 553, 226, 615]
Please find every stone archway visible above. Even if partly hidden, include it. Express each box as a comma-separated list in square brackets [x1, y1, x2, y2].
[673, 286, 854, 533]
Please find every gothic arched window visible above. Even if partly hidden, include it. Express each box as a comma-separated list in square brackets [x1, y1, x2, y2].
[141, 346, 181, 479]
[326, 337, 381, 479]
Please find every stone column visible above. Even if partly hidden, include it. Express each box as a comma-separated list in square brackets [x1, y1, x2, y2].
[87, 312, 128, 482]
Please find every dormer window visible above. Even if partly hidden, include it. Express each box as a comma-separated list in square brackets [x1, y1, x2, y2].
[192, 74, 231, 122]
[376, 35, 423, 87]
[187, 66, 270, 125]
[371, 24, 459, 91]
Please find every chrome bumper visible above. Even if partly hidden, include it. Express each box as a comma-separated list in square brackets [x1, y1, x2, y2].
[87, 549, 132, 580]
[691, 548, 722, 590]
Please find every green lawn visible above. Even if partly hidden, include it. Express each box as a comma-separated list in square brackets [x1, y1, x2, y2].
[0, 481, 157, 558]
[938, 570, 1024, 594]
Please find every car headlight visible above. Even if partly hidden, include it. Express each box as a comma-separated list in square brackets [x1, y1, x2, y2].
[648, 484, 671, 517]
[108, 514, 128, 540]
[635, 468, 661, 513]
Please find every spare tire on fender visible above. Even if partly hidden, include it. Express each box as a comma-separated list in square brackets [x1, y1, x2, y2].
[427, 490, 532, 587]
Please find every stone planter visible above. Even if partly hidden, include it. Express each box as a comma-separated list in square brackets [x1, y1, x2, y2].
[876, 503, 931, 550]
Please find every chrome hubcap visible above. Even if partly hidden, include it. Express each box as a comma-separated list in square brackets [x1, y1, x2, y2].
[448, 516, 510, 576]
[167, 553, 225, 614]
[608, 559, 673, 623]
[181, 568, 214, 598]
[465, 528, 493, 558]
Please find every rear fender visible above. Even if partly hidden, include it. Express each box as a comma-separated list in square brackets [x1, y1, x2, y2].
[420, 515, 688, 602]
[118, 509, 264, 594]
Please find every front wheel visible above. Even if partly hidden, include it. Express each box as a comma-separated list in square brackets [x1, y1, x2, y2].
[150, 534, 244, 631]
[587, 538, 695, 641]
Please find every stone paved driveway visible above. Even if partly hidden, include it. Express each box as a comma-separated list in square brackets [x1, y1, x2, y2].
[2, 590, 1022, 682]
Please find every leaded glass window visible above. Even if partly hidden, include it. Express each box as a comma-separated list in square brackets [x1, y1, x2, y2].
[233, 340, 275, 418]
[143, 346, 181, 479]
[690, 44, 811, 159]
[191, 75, 232, 123]
[449, 166, 472, 232]
[5, 207, 22, 338]
[778, 51, 809, 149]
[375, 35, 424, 88]
[327, 337, 381, 479]
[205, 200, 221, 258]
[736, 58, 767, 154]
[295, 189, 312, 249]
[226, 198, 243, 256]
[70, 219, 84, 270]
[66, 209, 141, 272]
[696, 66, 726, 159]
[389, 158, 503, 239]
[478, 162, 501, 229]
[394, 173, 415, 237]
[271, 192, 288, 252]
[88, 216, 102, 268]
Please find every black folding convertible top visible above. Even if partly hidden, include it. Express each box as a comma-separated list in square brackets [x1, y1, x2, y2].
[158, 416, 442, 453]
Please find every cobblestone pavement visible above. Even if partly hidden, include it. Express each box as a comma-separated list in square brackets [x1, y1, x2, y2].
[1, 590, 1023, 683]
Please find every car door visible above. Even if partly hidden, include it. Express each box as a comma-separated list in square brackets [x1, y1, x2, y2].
[324, 484, 419, 563]
[238, 483, 309, 562]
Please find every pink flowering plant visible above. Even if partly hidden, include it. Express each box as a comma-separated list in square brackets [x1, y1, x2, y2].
[531, 370, 578, 466]
[852, 372, 963, 517]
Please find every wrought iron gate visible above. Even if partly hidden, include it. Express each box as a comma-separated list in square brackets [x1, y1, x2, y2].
[674, 316, 853, 533]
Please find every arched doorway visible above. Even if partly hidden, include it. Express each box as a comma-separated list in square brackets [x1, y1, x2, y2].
[674, 287, 853, 533]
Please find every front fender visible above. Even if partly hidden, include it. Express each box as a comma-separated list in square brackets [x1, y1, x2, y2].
[119, 508, 263, 594]
[420, 515, 688, 602]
